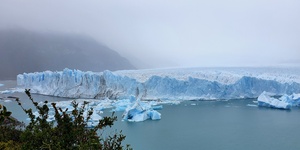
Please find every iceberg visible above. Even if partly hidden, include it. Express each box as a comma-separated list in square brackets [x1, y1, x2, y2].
[257, 92, 292, 109]
[279, 93, 300, 107]
[122, 98, 161, 122]
[30, 96, 162, 124]
[32, 100, 105, 127]
[3, 100, 12, 103]
[0, 83, 3, 87]
[17, 68, 300, 100]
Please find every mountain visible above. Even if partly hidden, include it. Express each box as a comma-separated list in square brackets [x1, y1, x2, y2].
[0, 29, 135, 80]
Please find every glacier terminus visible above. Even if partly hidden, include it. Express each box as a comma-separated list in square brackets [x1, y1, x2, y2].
[17, 67, 300, 101]
[1, 67, 298, 122]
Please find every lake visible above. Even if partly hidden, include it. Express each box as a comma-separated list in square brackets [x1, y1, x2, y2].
[1, 80, 300, 150]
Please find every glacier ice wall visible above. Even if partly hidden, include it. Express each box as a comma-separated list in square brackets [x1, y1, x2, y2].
[17, 68, 300, 100]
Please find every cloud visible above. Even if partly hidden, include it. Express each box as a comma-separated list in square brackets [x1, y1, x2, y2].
[0, 0, 299, 68]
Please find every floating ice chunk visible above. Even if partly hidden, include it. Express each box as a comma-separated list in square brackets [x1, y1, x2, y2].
[122, 98, 161, 122]
[33, 111, 40, 118]
[129, 95, 136, 103]
[0, 90, 13, 94]
[278, 93, 300, 107]
[112, 99, 132, 112]
[148, 110, 161, 120]
[112, 105, 127, 112]
[124, 109, 161, 122]
[4, 100, 12, 103]
[91, 109, 103, 121]
[292, 93, 300, 100]
[87, 121, 100, 128]
[27, 100, 105, 127]
[152, 105, 163, 110]
[157, 100, 181, 105]
[24, 96, 165, 124]
[126, 109, 149, 122]
[94, 103, 106, 111]
[0, 83, 3, 87]
[246, 104, 257, 107]
[257, 92, 291, 109]
[0, 88, 24, 94]
[279, 94, 293, 105]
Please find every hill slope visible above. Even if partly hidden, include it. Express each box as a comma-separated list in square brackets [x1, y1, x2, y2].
[0, 29, 135, 79]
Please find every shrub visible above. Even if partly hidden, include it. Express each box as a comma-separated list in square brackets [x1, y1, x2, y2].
[0, 89, 131, 150]
[0, 104, 23, 142]
[0, 103, 23, 150]
[0, 140, 22, 150]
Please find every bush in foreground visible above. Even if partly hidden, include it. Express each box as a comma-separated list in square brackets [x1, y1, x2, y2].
[0, 104, 23, 150]
[0, 89, 131, 150]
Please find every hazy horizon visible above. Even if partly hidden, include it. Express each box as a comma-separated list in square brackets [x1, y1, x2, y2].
[0, 0, 300, 69]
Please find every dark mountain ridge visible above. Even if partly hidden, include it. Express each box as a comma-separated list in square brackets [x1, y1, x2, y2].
[0, 29, 135, 80]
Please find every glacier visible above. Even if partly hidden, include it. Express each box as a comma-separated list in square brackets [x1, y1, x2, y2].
[17, 67, 300, 100]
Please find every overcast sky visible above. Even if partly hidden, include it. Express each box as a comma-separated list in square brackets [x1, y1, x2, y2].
[0, 0, 299, 68]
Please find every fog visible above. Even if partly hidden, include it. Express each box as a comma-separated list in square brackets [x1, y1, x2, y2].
[0, 0, 300, 68]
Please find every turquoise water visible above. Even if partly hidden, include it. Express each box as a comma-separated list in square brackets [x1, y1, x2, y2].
[1, 81, 300, 150]
[113, 100, 300, 150]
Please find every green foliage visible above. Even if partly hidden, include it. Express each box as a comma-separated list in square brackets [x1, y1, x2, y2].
[0, 104, 12, 124]
[0, 89, 132, 150]
[0, 103, 23, 142]
[0, 140, 22, 150]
